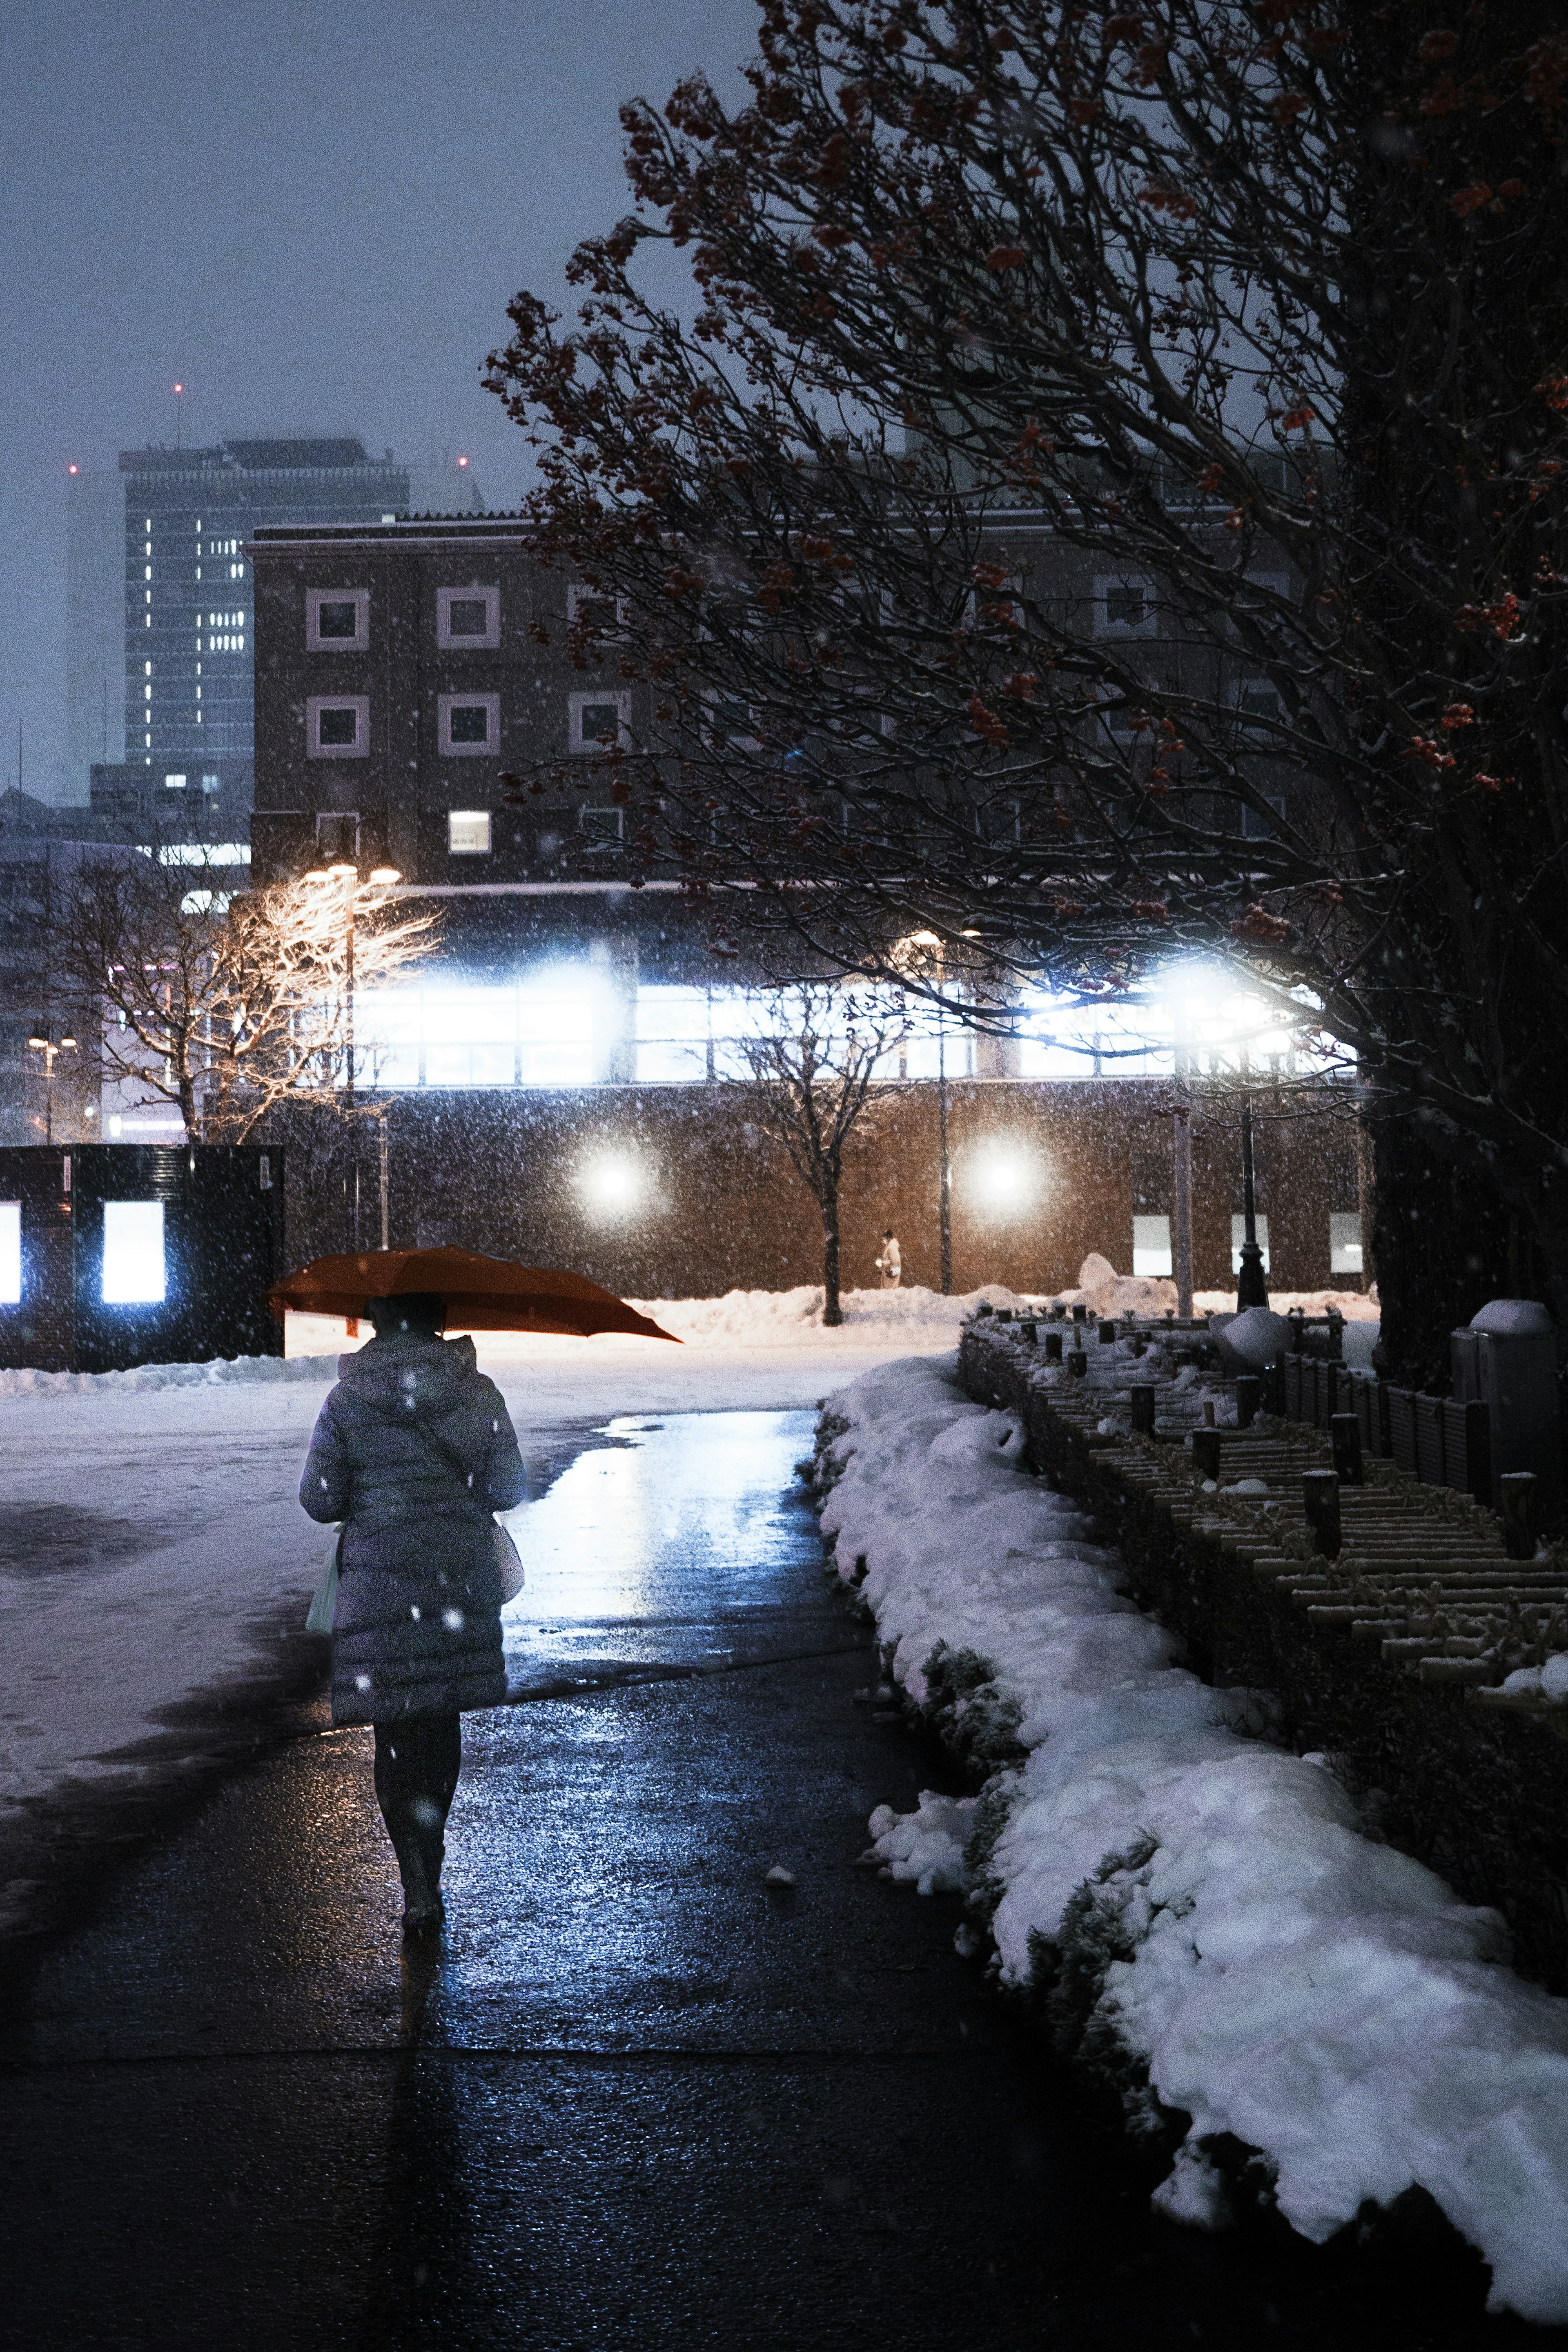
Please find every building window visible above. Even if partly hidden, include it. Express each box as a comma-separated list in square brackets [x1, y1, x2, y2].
[1239, 793, 1287, 840]
[164, 772, 187, 790]
[438, 692, 500, 755]
[201, 773, 220, 795]
[1094, 575, 1158, 637]
[1330, 1212, 1363, 1275]
[436, 584, 500, 649]
[1231, 1214, 1271, 1274]
[307, 696, 370, 757]
[569, 690, 630, 753]
[448, 810, 492, 855]
[1132, 1214, 1173, 1278]
[305, 588, 370, 651]
[567, 584, 628, 635]
[581, 806, 625, 851]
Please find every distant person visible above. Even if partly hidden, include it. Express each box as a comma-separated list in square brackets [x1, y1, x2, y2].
[300, 1293, 526, 1936]
[875, 1229, 902, 1288]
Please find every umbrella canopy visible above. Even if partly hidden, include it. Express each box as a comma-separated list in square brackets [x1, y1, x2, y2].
[268, 1246, 679, 1341]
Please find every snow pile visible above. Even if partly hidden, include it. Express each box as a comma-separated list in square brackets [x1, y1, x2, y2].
[817, 1354, 1568, 2325]
[1499, 1654, 1568, 1705]
[866, 1791, 976, 1894]
[621, 1282, 1036, 1347]
[0, 1350, 337, 1399]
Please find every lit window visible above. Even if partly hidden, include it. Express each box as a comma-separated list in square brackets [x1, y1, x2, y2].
[1132, 1215, 1173, 1278]
[439, 693, 499, 755]
[0, 1202, 20, 1305]
[306, 588, 369, 650]
[201, 772, 220, 794]
[164, 772, 187, 789]
[448, 810, 492, 855]
[436, 585, 500, 648]
[307, 696, 370, 756]
[1230, 1215, 1271, 1274]
[102, 1201, 166, 1304]
[569, 690, 629, 753]
[1330, 1212, 1363, 1274]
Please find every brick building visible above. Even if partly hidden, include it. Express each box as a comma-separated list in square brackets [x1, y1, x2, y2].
[246, 515, 1359, 1297]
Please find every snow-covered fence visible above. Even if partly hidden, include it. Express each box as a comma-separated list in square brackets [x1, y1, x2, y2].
[958, 1312, 1568, 1996]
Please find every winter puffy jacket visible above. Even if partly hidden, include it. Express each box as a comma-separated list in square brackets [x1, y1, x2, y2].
[300, 1331, 527, 1725]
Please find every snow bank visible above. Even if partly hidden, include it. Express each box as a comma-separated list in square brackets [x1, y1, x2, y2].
[286, 1282, 1037, 1362]
[816, 1354, 1568, 2325]
[0, 1350, 337, 1399]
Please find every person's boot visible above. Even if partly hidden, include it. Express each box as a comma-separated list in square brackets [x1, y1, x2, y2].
[396, 1798, 447, 1934]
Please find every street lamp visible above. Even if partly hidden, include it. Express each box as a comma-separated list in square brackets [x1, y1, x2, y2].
[898, 931, 953, 1293]
[27, 1033, 77, 1148]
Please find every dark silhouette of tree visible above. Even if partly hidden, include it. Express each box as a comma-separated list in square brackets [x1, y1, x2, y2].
[486, 0, 1568, 1367]
[739, 984, 905, 1323]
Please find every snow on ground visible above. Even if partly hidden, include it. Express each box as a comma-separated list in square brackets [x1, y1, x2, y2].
[818, 1353, 1568, 2326]
[0, 1284, 1013, 1931]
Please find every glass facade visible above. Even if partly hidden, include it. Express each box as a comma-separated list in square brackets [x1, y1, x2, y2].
[121, 439, 408, 769]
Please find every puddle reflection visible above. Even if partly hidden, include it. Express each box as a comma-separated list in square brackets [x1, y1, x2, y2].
[500, 1411, 815, 1670]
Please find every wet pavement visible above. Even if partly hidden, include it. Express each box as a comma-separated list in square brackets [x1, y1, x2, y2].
[0, 1412, 1540, 2350]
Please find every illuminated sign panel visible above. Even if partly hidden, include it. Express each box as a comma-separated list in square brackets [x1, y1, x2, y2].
[102, 1201, 166, 1303]
[0, 1203, 19, 1304]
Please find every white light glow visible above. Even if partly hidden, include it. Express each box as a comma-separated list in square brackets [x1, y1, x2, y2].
[1132, 1214, 1174, 1278]
[102, 1200, 166, 1304]
[579, 1153, 646, 1218]
[0, 1203, 20, 1304]
[965, 1143, 1042, 1217]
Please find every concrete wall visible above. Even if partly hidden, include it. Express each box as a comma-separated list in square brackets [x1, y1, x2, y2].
[282, 1078, 1364, 1300]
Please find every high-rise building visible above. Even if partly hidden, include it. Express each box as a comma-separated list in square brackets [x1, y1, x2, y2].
[119, 438, 411, 776]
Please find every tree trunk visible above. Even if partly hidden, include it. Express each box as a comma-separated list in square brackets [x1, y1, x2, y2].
[821, 1187, 843, 1327]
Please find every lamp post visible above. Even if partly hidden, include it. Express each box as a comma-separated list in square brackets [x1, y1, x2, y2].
[310, 862, 400, 1248]
[27, 1033, 77, 1148]
[1236, 1058, 1270, 1310]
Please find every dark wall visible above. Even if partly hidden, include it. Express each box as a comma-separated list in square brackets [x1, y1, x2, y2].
[280, 1080, 1364, 1300]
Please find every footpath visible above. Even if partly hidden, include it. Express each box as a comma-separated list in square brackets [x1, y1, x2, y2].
[0, 1409, 1536, 2352]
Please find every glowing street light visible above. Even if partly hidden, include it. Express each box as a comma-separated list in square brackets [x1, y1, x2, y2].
[27, 1033, 78, 1147]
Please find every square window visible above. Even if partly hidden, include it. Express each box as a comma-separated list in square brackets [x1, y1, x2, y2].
[306, 588, 370, 651]
[438, 692, 500, 756]
[448, 810, 492, 855]
[436, 584, 500, 649]
[1330, 1212, 1363, 1274]
[307, 696, 370, 757]
[1094, 575, 1158, 637]
[164, 772, 187, 790]
[1132, 1214, 1173, 1278]
[102, 1200, 165, 1305]
[567, 584, 628, 635]
[581, 806, 624, 851]
[200, 772, 220, 795]
[1230, 1214, 1271, 1275]
[1240, 793, 1287, 840]
[569, 690, 630, 753]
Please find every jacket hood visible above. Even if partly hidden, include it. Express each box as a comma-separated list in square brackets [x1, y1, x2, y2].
[334, 1331, 480, 1420]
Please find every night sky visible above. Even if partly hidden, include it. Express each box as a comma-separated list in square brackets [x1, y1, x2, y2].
[0, 0, 760, 802]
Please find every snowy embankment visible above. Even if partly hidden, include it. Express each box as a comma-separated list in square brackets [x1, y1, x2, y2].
[816, 1354, 1568, 2326]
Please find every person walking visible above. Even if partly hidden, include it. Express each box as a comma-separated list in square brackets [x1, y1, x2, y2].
[300, 1291, 526, 1935]
[875, 1229, 902, 1289]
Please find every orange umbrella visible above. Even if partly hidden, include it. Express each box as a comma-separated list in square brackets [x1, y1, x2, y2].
[268, 1245, 680, 1341]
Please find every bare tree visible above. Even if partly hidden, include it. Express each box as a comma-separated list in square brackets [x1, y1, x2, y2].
[51, 851, 439, 1140]
[485, 0, 1568, 1374]
[739, 984, 905, 1323]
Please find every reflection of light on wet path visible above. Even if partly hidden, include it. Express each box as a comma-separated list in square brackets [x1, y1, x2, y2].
[501, 1410, 816, 1677]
